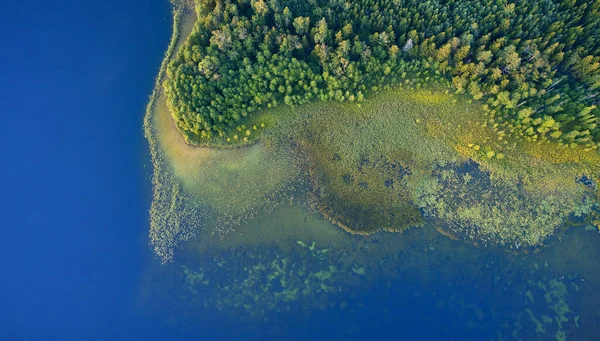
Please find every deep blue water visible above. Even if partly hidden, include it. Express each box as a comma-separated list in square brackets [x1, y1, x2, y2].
[1, 1, 172, 339]
[2, 1, 599, 340]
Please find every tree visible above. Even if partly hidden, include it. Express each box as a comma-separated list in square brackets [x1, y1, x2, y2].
[436, 43, 452, 62]
[313, 18, 329, 44]
[476, 50, 493, 64]
[293, 16, 310, 35]
[251, 0, 268, 16]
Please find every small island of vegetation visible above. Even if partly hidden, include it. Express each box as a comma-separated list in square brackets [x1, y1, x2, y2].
[146, 0, 600, 262]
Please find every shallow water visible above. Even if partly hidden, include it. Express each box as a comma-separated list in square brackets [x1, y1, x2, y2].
[140, 200, 600, 340]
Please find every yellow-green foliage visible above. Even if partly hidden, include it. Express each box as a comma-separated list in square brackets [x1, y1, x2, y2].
[416, 164, 595, 248]
[144, 4, 308, 262]
[255, 87, 498, 234]
[258, 86, 598, 240]
[177, 144, 299, 219]
[166, 0, 600, 147]
[154, 78, 302, 236]
[149, 15, 600, 259]
[261, 88, 468, 233]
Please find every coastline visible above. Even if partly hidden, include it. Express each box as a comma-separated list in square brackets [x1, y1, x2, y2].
[135, 2, 600, 339]
[143, 3, 307, 260]
[143, 2, 200, 262]
[143, 1, 599, 261]
[143, 3, 195, 150]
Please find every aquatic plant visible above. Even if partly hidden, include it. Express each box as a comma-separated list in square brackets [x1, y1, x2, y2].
[178, 242, 370, 318]
[416, 162, 595, 248]
[143, 6, 200, 262]
[145, 1, 600, 261]
[256, 85, 470, 234]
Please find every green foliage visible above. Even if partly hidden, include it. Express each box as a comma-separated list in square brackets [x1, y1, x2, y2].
[416, 162, 595, 248]
[259, 86, 473, 234]
[149, 2, 600, 260]
[164, 0, 600, 147]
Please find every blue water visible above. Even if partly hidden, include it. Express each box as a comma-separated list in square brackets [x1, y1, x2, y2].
[1, 1, 171, 339]
[2, 1, 599, 340]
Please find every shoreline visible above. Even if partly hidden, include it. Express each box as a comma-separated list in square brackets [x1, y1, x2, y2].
[143, 2, 201, 262]
[143, 1, 599, 261]
[146, 5, 600, 166]
[143, 3, 195, 147]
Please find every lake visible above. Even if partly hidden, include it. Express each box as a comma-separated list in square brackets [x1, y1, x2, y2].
[2, 1, 600, 340]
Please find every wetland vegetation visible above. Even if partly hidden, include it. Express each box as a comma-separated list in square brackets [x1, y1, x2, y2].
[146, 0, 600, 261]
[142, 0, 600, 337]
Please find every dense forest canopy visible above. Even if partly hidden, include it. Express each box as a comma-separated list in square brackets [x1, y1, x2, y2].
[164, 0, 600, 146]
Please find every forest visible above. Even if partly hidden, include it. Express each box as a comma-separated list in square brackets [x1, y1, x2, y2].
[164, 0, 599, 147]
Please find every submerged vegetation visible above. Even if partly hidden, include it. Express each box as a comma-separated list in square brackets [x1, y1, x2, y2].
[264, 86, 599, 240]
[144, 6, 198, 262]
[141, 215, 597, 340]
[145, 0, 600, 262]
[138, 3, 600, 339]
[416, 161, 596, 248]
